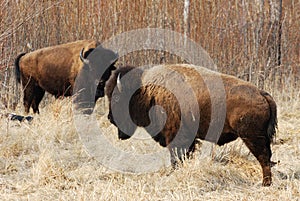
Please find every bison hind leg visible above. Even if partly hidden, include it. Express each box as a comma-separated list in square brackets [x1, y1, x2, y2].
[23, 80, 36, 113]
[242, 137, 273, 186]
[31, 86, 45, 114]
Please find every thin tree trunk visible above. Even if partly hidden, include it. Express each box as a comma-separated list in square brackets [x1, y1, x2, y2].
[267, 0, 283, 83]
[183, 0, 190, 48]
[254, 0, 265, 85]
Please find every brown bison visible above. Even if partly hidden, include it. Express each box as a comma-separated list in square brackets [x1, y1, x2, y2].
[105, 64, 277, 186]
[15, 40, 117, 113]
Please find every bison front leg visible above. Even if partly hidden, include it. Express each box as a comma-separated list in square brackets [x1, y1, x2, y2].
[242, 137, 273, 186]
[168, 143, 196, 167]
[166, 131, 196, 167]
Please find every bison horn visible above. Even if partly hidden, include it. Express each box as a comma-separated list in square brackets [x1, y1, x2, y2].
[117, 73, 122, 92]
[80, 48, 89, 65]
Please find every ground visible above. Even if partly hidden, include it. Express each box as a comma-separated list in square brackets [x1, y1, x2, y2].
[0, 95, 299, 200]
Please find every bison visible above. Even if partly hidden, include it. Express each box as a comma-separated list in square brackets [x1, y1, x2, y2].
[15, 40, 118, 113]
[105, 64, 277, 186]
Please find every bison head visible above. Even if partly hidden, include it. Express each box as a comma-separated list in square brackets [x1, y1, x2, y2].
[74, 46, 118, 114]
[80, 46, 118, 99]
[105, 66, 144, 140]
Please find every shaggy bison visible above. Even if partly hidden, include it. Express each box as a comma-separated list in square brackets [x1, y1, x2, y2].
[105, 64, 277, 186]
[15, 40, 117, 113]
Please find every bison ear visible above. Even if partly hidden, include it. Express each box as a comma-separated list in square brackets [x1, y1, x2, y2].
[84, 48, 94, 58]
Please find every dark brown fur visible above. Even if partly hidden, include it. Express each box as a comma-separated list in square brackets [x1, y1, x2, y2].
[105, 64, 277, 186]
[15, 40, 115, 113]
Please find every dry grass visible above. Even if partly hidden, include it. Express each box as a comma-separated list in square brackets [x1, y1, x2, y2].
[0, 95, 299, 201]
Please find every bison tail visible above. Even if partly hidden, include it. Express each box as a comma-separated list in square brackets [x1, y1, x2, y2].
[261, 91, 278, 143]
[15, 52, 26, 83]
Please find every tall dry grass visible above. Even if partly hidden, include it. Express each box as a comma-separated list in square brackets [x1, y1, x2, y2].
[0, 96, 299, 200]
[0, 0, 300, 200]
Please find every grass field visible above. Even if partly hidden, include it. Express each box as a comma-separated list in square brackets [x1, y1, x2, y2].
[0, 93, 299, 200]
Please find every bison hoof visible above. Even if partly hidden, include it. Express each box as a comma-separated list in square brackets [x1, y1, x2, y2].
[262, 177, 272, 186]
[271, 160, 279, 167]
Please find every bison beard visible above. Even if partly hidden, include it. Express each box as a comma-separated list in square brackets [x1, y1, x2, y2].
[105, 64, 278, 186]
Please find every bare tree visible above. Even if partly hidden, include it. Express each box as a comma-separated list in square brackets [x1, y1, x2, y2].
[183, 0, 190, 48]
[267, 0, 283, 79]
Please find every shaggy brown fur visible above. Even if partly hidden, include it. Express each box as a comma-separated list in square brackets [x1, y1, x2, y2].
[15, 40, 116, 113]
[105, 64, 277, 186]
